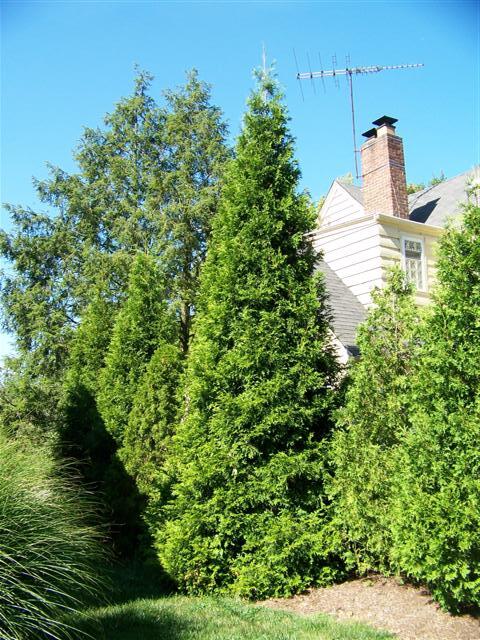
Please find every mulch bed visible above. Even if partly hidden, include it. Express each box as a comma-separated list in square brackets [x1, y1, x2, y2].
[260, 575, 480, 640]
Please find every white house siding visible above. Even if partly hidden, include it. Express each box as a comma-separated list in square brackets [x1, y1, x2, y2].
[320, 181, 365, 228]
[312, 216, 383, 306]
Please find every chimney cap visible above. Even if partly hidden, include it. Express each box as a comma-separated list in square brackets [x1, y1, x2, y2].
[372, 115, 398, 128]
[362, 127, 377, 139]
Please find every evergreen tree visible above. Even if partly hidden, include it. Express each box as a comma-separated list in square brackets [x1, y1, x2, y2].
[122, 341, 183, 505]
[161, 71, 230, 353]
[328, 269, 420, 573]
[60, 289, 144, 557]
[0, 69, 228, 553]
[97, 252, 175, 445]
[390, 203, 480, 611]
[158, 71, 340, 598]
[1, 69, 228, 411]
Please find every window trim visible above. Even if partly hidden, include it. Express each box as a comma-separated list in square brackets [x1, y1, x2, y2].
[401, 234, 427, 292]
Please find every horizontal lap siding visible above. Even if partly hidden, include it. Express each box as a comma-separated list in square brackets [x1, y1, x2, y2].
[314, 219, 382, 307]
[321, 183, 364, 228]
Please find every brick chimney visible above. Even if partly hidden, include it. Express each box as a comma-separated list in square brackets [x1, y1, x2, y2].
[361, 116, 409, 219]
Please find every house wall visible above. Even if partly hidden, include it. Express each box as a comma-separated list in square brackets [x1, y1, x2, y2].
[312, 215, 383, 307]
[320, 182, 365, 228]
[313, 214, 442, 308]
[377, 219, 440, 306]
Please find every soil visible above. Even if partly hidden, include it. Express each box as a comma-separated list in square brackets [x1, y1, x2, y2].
[260, 575, 480, 640]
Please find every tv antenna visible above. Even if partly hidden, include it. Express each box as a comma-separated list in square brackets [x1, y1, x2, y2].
[294, 56, 424, 179]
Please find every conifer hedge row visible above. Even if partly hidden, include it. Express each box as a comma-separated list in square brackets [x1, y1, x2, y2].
[1, 67, 478, 616]
[329, 203, 480, 611]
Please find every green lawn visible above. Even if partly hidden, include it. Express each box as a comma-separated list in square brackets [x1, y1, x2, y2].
[69, 562, 393, 640]
[75, 595, 393, 640]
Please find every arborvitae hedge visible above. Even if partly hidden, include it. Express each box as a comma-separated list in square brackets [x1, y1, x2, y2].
[328, 269, 420, 574]
[329, 203, 480, 612]
[157, 73, 341, 598]
[62, 288, 144, 557]
[122, 341, 183, 505]
[97, 253, 176, 445]
[390, 203, 480, 611]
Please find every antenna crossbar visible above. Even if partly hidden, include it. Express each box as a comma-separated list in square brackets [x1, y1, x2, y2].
[297, 62, 424, 80]
[295, 59, 424, 179]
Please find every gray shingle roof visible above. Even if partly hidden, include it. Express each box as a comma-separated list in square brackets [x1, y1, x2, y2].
[408, 169, 477, 226]
[335, 169, 477, 227]
[316, 260, 366, 357]
[337, 181, 363, 205]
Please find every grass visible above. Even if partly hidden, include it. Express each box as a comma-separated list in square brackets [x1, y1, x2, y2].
[0, 428, 106, 640]
[75, 596, 395, 639]
[71, 563, 394, 640]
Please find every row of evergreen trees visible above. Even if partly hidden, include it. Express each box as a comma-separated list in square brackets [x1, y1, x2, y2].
[1, 68, 479, 612]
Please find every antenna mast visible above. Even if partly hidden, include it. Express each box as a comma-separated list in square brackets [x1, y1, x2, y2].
[296, 60, 424, 179]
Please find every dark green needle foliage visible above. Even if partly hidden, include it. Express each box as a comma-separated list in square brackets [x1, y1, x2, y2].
[122, 341, 183, 521]
[390, 203, 480, 611]
[328, 269, 420, 574]
[158, 71, 341, 598]
[98, 252, 176, 446]
[0, 69, 227, 441]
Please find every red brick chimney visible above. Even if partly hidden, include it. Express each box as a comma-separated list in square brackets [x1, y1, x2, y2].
[361, 116, 409, 219]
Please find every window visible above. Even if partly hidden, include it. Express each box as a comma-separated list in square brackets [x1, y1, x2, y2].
[402, 237, 425, 291]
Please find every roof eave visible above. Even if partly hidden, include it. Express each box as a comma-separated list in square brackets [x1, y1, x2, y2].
[375, 212, 444, 236]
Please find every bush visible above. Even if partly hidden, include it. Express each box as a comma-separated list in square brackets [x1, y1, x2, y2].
[328, 269, 420, 573]
[0, 428, 107, 639]
[389, 203, 480, 611]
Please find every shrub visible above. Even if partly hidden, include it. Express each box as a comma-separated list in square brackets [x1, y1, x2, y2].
[328, 269, 420, 573]
[389, 203, 480, 611]
[0, 428, 107, 639]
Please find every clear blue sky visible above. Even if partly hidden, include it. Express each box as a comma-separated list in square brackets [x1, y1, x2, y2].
[1, 0, 479, 357]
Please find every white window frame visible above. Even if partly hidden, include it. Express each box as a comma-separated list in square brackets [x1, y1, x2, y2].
[401, 234, 427, 292]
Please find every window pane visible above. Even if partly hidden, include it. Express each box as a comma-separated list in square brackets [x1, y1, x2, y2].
[403, 239, 424, 290]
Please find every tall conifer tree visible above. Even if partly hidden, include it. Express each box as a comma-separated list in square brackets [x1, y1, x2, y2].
[159, 71, 340, 597]
[97, 252, 175, 445]
[390, 202, 480, 610]
[328, 269, 420, 573]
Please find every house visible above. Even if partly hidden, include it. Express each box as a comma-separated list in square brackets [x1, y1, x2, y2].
[312, 115, 478, 362]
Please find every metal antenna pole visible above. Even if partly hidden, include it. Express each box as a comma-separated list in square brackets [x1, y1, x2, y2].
[296, 60, 424, 179]
[293, 49, 305, 101]
[348, 71, 359, 179]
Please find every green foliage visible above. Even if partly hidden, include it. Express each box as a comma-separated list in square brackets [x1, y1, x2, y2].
[98, 252, 175, 444]
[407, 172, 447, 195]
[158, 72, 340, 597]
[406, 182, 425, 195]
[92, 253, 182, 554]
[161, 71, 230, 352]
[329, 269, 420, 573]
[1, 70, 228, 562]
[389, 204, 480, 611]
[1, 70, 228, 373]
[429, 170, 446, 186]
[61, 287, 146, 557]
[122, 341, 183, 502]
[0, 427, 107, 640]
[0, 356, 64, 444]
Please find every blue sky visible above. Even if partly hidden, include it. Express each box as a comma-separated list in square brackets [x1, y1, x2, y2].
[1, 0, 479, 357]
